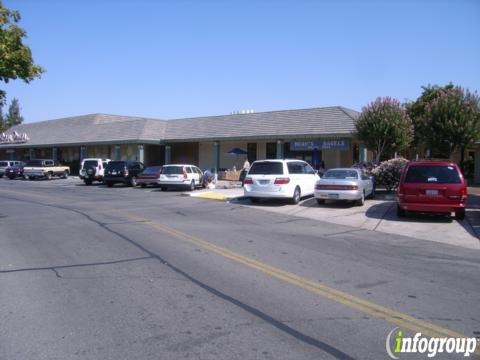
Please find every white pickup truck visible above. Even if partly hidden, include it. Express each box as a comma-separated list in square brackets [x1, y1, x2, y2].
[23, 159, 70, 180]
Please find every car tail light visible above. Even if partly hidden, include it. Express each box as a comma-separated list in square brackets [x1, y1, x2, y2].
[316, 184, 358, 190]
[460, 187, 467, 202]
[183, 169, 188, 179]
[124, 167, 129, 176]
[274, 177, 290, 185]
[244, 177, 253, 185]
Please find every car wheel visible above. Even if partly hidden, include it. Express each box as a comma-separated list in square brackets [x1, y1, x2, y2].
[397, 204, 406, 218]
[85, 180, 93, 186]
[291, 187, 301, 205]
[62, 170, 69, 179]
[161, 186, 167, 191]
[28, 176, 34, 181]
[356, 192, 365, 206]
[190, 180, 195, 191]
[455, 209, 466, 220]
[106, 182, 114, 188]
[140, 183, 147, 188]
[250, 197, 260, 203]
[46, 172, 52, 180]
[316, 199, 325, 205]
[130, 176, 137, 187]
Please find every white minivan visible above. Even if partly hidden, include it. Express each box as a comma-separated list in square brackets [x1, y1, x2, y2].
[244, 159, 320, 204]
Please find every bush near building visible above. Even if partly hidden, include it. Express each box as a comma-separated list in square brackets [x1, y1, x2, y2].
[372, 157, 409, 192]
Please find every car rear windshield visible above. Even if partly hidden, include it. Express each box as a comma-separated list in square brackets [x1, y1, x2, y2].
[323, 169, 359, 180]
[143, 166, 162, 174]
[25, 160, 43, 166]
[0, 162, 8, 167]
[162, 166, 184, 175]
[106, 161, 126, 171]
[405, 165, 461, 184]
[83, 160, 98, 168]
[248, 162, 284, 175]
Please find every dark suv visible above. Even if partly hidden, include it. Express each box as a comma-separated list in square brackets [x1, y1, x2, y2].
[103, 161, 145, 187]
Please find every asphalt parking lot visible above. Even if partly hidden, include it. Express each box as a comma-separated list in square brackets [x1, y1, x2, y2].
[192, 186, 480, 250]
[4, 176, 480, 250]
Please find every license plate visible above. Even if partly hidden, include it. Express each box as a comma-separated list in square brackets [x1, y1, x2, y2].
[328, 194, 339, 199]
[425, 189, 438, 196]
[259, 180, 270, 185]
[112, 171, 117, 175]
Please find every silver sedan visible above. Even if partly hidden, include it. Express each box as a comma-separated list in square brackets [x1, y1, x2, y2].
[314, 168, 374, 206]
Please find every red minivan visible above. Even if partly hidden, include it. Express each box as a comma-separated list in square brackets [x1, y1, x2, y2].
[397, 160, 467, 220]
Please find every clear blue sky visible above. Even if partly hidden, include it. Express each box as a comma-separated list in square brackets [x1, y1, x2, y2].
[2, 0, 479, 123]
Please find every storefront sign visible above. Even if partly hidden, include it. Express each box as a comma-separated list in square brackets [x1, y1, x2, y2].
[290, 139, 350, 151]
[0, 131, 30, 144]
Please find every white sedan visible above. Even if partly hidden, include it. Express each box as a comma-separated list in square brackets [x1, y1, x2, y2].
[314, 168, 374, 206]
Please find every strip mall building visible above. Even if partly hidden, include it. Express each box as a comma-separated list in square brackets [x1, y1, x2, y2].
[0, 106, 372, 174]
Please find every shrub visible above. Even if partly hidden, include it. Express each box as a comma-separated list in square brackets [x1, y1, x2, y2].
[372, 158, 409, 191]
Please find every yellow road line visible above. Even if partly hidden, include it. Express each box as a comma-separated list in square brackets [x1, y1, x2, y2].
[2, 188, 478, 354]
[124, 212, 478, 349]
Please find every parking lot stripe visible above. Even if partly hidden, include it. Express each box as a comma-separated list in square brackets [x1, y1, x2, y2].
[125, 214, 477, 350]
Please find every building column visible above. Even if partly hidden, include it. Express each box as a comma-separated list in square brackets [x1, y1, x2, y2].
[137, 144, 144, 163]
[213, 141, 220, 172]
[80, 146, 87, 161]
[114, 145, 121, 161]
[52, 147, 58, 161]
[29, 148, 34, 160]
[164, 145, 171, 165]
[276, 140, 283, 159]
[359, 143, 367, 162]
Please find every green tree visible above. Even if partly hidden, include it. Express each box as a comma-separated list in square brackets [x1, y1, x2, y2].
[355, 97, 414, 162]
[0, 1, 44, 104]
[5, 97, 23, 127]
[0, 103, 4, 132]
[407, 84, 480, 169]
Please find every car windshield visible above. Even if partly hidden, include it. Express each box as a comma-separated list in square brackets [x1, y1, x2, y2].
[405, 165, 461, 184]
[142, 166, 162, 174]
[323, 169, 359, 180]
[248, 162, 284, 175]
[162, 166, 183, 175]
[106, 161, 126, 171]
[25, 160, 43, 167]
[83, 160, 98, 168]
[0, 161, 8, 167]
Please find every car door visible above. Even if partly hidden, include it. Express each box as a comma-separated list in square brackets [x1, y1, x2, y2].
[194, 167, 203, 184]
[287, 162, 304, 193]
[360, 171, 372, 195]
[302, 162, 317, 195]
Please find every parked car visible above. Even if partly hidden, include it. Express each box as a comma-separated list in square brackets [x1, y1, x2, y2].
[137, 166, 162, 188]
[314, 168, 374, 206]
[0, 160, 23, 178]
[79, 158, 111, 185]
[244, 159, 320, 204]
[396, 160, 467, 220]
[23, 159, 70, 180]
[5, 162, 26, 179]
[103, 160, 145, 187]
[158, 164, 204, 191]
